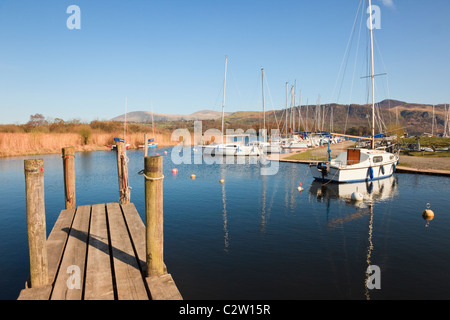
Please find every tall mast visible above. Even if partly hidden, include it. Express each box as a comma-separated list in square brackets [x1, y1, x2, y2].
[432, 105, 435, 136]
[124, 96, 127, 142]
[293, 80, 296, 133]
[261, 68, 266, 137]
[221, 57, 228, 144]
[369, 0, 376, 149]
[285, 82, 288, 136]
[151, 103, 155, 139]
[291, 85, 294, 133]
[298, 89, 302, 132]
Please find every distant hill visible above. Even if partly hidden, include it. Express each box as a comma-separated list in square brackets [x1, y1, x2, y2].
[111, 100, 449, 136]
[112, 110, 232, 122]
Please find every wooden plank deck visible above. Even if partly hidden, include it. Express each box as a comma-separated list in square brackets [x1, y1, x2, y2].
[18, 202, 182, 300]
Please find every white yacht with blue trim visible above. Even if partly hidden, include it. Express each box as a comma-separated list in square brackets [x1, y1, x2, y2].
[309, 148, 399, 183]
[310, 0, 399, 184]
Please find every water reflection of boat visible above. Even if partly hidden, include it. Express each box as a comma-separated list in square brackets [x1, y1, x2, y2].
[309, 176, 398, 203]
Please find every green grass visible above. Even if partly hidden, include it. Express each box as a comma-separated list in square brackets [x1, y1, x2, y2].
[284, 150, 327, 161]
[401, 136, 450, 148]
[403, 151, 450, 158]
[397, 162, 413, 167]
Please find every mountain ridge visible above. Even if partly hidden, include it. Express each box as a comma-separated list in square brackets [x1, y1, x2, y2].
[111, 99, 449, 135]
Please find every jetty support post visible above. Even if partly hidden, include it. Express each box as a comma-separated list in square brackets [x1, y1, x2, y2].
[62, 147, 76, 209]
[144, 133, 148, 157]
[116, 141, 131, 204]
[24, 159, 49, 288]
[144, 156, 165, 277]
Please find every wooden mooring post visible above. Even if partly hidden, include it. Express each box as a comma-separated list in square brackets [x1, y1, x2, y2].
[62, 146, 76, 209]
[24, 159, 49, 289]
[144, 156, 165, 277]
[116, 141, 131, 204]
[144, 133, 149, 157]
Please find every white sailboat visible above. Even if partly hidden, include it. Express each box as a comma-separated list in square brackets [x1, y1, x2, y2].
[250, 68, 281, 153]
[148, 104, 158, 148]
[203, 58, 262, 156]
[309, 0, 399, 183]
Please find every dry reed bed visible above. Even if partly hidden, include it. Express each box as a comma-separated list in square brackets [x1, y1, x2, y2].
[0, 132, 177, 158]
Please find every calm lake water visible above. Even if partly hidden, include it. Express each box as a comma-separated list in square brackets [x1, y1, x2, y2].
[0, 147, 449, 300]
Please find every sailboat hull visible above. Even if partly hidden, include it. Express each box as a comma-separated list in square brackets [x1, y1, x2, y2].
[309, 149, 398, 183]
[310, 163, 396, 183]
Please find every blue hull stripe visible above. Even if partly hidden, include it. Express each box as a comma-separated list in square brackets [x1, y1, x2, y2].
[313, 173, 394, 184]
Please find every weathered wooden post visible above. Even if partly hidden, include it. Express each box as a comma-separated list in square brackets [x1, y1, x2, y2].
[144, 133, 148, 157]
[62, 147, 76, 209]
[144, 156, 165, 277]
[116, 140, 131, 204]
[24, 159, 49, 288]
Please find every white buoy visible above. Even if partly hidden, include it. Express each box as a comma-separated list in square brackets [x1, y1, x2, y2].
[297, 182, 303, 191]
[351, 191, 363, 201]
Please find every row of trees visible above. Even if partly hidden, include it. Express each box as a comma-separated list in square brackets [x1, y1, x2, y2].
[0, 114, 157, 134]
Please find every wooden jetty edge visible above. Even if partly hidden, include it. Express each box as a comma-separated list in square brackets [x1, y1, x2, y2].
[18, 143, 182, 300]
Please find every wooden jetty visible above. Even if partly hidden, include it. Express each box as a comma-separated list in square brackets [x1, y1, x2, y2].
[18, 143, 182, 300]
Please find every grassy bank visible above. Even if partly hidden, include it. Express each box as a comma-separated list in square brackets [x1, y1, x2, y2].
[0, 131, 177, 158]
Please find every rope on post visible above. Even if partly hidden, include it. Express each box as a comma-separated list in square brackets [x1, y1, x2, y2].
[138, 170, 164, 181]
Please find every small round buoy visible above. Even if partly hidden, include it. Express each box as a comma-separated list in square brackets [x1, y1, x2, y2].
[164, 151, 168, 154]
[297, 182, 303, 191]
[190, 174, 196, 180]
[422, 203, 434, 221]
[351, 191, 363, 201]
[156, 153, 160, 156]
[219, 179, 225, 184]
[172, 168, 178, 174]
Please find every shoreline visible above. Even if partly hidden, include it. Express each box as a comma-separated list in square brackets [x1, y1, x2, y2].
[0, 144, 178, 159]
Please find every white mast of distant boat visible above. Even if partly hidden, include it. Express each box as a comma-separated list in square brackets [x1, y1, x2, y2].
[262, 68, 266, 140]
[221, 57, 228, 144]
[124, 97, 127, 143]
[151, 103, 156, 142]
[369, 0, 376, 149]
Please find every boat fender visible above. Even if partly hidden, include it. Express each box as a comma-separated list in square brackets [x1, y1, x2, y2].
[368, 167, 374, 180]
[380, 165, 385, 175]
[351, 191, 363, 201]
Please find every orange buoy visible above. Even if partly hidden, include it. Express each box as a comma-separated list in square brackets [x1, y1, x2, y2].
[422, 203, 435, 221]
[190, 174, 196, 180]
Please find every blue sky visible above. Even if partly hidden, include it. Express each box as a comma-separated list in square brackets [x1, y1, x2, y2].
[0, 0, 449, 124]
